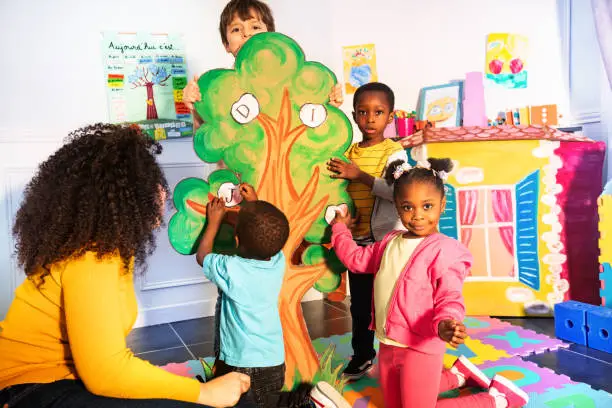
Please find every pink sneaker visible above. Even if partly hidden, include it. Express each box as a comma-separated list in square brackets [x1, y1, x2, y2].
[489, 375, 529, 407]
[450, 355, 491, 389]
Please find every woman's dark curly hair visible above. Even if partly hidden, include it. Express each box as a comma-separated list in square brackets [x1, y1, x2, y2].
[12, 123, 169, 281]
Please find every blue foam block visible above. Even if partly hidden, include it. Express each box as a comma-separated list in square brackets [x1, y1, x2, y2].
[554, 301, 597, 345]
[587, 306, 612, 354]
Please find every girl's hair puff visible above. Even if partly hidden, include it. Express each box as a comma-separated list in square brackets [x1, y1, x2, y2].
[384, 157, 454, 198]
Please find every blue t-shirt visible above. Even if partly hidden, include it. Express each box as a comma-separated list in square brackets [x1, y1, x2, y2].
[203, 251, 285, 367]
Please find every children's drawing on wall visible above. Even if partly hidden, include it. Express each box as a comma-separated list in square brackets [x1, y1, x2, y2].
[101, 32, 192, 140]
[485, 33, 528, 89]
[342, 43, 378, 94]
[418, 82, 463, 127]
[167, 32, 353, 386]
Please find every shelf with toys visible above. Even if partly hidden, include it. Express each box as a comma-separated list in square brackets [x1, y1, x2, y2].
[394, 123, 592, 149]
[386, 103, 579, 148]
[385, 70, 577, 144]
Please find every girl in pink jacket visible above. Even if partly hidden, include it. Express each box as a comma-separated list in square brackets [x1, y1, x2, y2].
[331, 158, 529, 408]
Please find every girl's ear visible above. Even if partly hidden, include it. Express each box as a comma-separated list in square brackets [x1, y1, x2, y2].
[387, 112, 394, 124]
[441, 195, 447, 213]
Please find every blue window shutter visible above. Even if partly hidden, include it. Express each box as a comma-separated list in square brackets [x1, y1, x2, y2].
[405, 148, 418, 167]
[439, 183, 458, 239]
[515, 170, 540, 290]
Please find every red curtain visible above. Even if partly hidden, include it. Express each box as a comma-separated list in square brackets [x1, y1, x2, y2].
[458, 190, 478, 246]
[491, 189, 514, 255]
[491, 189, 514, 276]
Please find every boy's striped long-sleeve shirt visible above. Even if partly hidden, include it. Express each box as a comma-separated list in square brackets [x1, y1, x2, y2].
[345, 138, 407, 242]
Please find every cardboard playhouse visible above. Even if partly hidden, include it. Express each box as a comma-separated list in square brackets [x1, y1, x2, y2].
[400, 125, 606, 316]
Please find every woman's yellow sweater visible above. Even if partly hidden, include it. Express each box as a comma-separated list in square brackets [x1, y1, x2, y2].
[0, 252, 200, 402]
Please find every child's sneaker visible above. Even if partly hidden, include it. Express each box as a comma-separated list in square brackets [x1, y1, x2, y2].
[342, 356, 373, 380]
[450, 355, 491, 389]
[489, 375, 529, 407]
[309, 382, 352, 408]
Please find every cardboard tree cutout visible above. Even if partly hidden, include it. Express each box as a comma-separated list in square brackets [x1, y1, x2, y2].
[168, 32, 353, 385]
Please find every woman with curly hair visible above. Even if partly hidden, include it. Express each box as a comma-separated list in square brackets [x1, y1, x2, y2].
[0, 124, 251, 407]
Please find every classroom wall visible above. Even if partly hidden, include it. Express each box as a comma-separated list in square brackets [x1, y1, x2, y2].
[327, 0, 569, 127]
[0, 0, 607, 323]
[0, 0, 335, 138]
[0, 0, 577, 140]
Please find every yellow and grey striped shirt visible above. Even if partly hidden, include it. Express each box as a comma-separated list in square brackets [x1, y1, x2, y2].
[345, 139, 404, 240]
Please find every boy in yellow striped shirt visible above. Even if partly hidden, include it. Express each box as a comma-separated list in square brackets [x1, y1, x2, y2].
[327, 82, 407, 380]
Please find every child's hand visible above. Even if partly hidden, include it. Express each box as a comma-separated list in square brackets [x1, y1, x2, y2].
[206, 197, 226, 226]
[438, 319, 467, 348]
[328, 84, 344, 107]
[239, 183, 258, 202]
[327, 158, 361, 181]
[333, 206, 354, 227]
[183, 75, 202, 111]
[197, 371, 251, 407]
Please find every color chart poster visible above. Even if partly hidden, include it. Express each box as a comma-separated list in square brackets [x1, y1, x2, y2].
[101, 32, 192, 140]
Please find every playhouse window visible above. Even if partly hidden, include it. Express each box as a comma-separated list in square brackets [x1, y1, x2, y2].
[457, 187, 518, 281]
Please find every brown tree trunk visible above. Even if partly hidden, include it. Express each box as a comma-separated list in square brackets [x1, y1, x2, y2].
[146, 83, 158, 120]
[255, 89, 336, 386]
[278, 264, 321, 383]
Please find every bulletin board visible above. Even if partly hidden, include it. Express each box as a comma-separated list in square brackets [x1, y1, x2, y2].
[101, 31, 193, 140]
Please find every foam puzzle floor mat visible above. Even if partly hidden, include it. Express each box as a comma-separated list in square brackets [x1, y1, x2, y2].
[160, 316, 612, 407]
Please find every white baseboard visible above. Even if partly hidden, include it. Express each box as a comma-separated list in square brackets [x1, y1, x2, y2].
[134, 298, 216, 328]
[134, 287, 325, 327]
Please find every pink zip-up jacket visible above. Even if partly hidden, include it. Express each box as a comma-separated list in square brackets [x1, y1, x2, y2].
[331, 223, 473, 355]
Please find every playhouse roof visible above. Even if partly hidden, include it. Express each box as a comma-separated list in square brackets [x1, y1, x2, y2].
[398, 125, 593, 148]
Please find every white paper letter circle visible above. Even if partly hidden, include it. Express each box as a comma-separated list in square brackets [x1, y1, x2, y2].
[217, 182, 243, 207]
[231, 94, 260, 124]
[299, 104, 327, 128]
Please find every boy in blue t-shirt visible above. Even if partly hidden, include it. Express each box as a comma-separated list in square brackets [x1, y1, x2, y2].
[196, 189, 351, 408]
